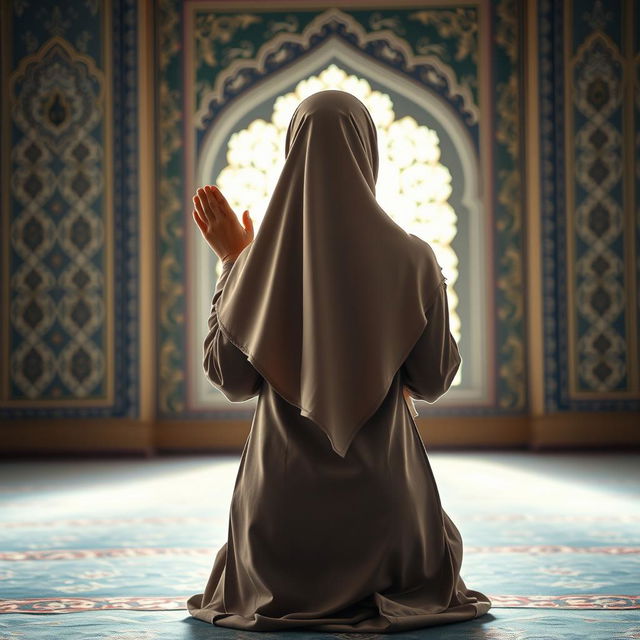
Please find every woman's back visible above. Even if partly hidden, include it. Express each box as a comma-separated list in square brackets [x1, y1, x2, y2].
[186, 257, 491, 631]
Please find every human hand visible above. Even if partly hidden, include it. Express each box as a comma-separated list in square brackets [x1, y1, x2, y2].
[192, 185, 254, 262]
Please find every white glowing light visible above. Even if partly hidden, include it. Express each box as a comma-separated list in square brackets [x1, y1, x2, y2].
[217, 65, 461, 384]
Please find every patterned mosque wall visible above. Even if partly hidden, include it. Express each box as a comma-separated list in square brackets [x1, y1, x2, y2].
[0, 0, 140, 420]
[0, 0, 638, 429]
[538, 0, 640, 412]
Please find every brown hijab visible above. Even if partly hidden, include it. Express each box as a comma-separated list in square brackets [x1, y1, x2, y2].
[216, 89, 445, 458]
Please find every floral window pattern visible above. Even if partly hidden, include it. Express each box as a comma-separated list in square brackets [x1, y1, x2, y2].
[214, 64, 461, 385]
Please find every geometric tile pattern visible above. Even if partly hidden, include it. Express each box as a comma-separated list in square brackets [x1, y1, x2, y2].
[9, 38, 106, 400]
[538, 0, 640, 410]
[0, 0, 139, 417]
[572, 36, 628, 391]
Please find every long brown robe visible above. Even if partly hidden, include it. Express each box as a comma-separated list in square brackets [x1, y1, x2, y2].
[186, 258, 492, 632]
[214, 89, 458, 460]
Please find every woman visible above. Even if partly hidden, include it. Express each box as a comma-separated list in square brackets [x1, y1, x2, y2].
[187, 89, 492, 632]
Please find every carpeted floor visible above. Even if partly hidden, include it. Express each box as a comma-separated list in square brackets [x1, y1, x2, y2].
[0, 451, 638, 638]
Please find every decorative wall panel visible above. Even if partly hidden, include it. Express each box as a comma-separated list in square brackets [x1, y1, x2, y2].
[0, 0, 140, 418]
[539, 0, 640, 411]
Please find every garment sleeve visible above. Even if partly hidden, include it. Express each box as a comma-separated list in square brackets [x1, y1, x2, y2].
[401, 280, 461, 404]
[203, 259, 263, 402]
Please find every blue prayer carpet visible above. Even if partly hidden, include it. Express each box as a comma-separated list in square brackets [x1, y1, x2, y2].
[0, 452, 638, 638]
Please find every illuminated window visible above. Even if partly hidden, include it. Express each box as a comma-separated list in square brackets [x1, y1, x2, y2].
[214, 64, 461, 384]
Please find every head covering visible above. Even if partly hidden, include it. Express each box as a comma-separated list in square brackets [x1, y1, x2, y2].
[216, 89, 445, 458]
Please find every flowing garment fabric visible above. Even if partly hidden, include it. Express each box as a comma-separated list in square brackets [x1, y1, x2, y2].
[188, 90, 491, 630]
[186, 259, 492, 632]
[214, 90, 449, 459]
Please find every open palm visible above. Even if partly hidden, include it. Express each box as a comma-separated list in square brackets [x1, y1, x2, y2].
[192, 185, 254, 262]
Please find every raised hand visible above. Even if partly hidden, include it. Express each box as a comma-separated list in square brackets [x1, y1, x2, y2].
[192, 185, 254, 263]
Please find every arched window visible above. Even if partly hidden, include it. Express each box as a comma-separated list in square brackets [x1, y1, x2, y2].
[193, 52, 487, 410]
